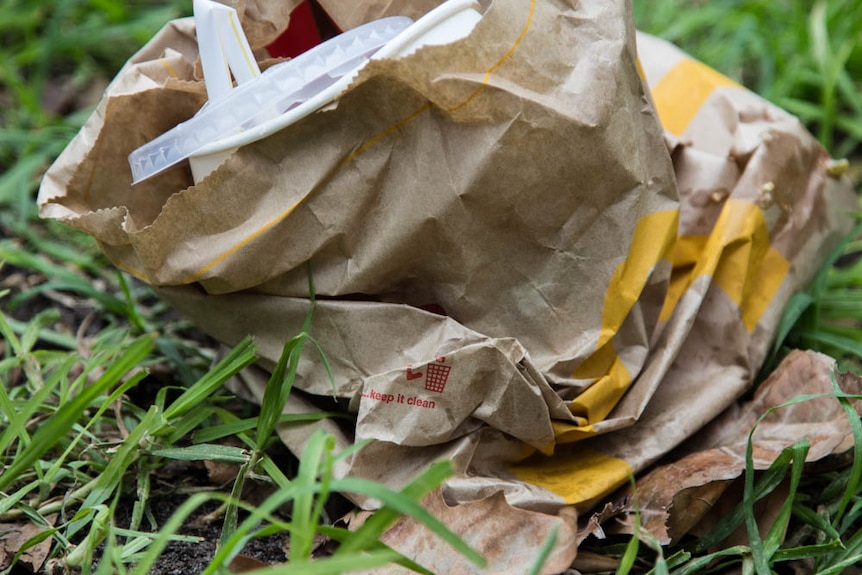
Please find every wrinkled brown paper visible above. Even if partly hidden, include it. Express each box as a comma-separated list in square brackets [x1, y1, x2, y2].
[38, 2, 857, 569]
[40, 0, 679, 505]
[349, 489, 578, 575]
[600, 349, 862, 545]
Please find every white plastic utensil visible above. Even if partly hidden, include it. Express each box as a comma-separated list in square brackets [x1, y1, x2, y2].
[128, 0, 482, 185]
[129, 11, 410, 183]
[193, 0, 260, 103]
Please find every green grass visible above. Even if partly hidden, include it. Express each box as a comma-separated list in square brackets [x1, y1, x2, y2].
[0, 0, 193, 232]
[0, 299, 486, 573]
[634, 0, 862, 157]
[3, 0, 862, 573]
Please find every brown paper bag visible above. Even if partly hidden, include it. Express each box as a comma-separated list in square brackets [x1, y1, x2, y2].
[38, 0, 855, 523]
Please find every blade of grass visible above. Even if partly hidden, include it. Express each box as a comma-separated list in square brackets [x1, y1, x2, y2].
[762, 441, 809, 559]
[527, 525, 558, 575]
[290, 429, 335, 562]
[616, 528, 640, 575]
[149, 444, 251, 464]
[657, 550, 691, 573]
[0, 297, 23, 353]
[312, 524, 434, 575]
[792, 502, 841, 541]
[217, 459, 253, 553]
[0, 362, 55, 454]
[161, 336, 256, 422]
[0, 335, 154, 492]
[164, 407, 218, 445]
[251, 550, 404, 574]
[256, 333, 307, 450]
[115, 270, 147, 333]
[20, 308, 60, 354]
[772, 541, 845, 563]
[191, 411, 348, 444]
[130, 461, 152, 533]
[258, 454, 293, 491]
[255, 267, 322, 447]
[831, 368, 862, 529]
[65, 504, 111, 569]
[672, 546, 750, 575]
[694, 447, 795, 552]
[817, 554, 862, 575]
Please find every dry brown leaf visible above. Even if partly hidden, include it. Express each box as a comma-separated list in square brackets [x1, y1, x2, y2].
[601, 349, 862, 544]
[687, 480, 791, 548]
[0, 515, 57, 572]
[228, 554, 269, 572]
[350, 489, 578, 575]
[570, 550, 620, 573]
[204, 458, 241, 485]
[577, 499, 628, 545]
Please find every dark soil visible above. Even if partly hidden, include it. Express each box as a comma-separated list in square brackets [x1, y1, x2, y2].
[104, 466, 290, 574]
[95, 455, 354, 573]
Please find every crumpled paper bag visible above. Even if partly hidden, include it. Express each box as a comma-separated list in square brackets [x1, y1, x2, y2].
[38, 0, 855, 526]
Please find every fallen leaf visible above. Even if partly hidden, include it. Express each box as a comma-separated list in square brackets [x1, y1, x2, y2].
[577, 499, 628, 545]
[204, 458, 241, 484]
[686, 479, 791, 548]
[284, 531, 333, 559]
[351, 489, 578, 574]
[228, 554, 269, 572]
[570, 550, 620, 573]
[601, 350, 862, 544]
[0, 515, 57, 572]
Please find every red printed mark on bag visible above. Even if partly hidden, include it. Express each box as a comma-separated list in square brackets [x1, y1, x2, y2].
[361, 388, 437, 409]
[404, 357, 451, 393]
[406, 355, 452, 393]
[406, 366, 423, 381]
[424, 360, 451, 393]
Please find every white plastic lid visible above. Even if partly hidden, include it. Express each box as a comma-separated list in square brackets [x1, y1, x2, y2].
[128, 16, 412, 184]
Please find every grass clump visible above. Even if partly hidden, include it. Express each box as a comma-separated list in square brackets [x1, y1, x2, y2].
[0, 309, 484, 573]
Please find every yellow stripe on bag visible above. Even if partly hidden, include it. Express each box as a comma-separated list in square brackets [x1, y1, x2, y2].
[597, 210, 678, 348]
[659, 235, 707, 322]
[565, 209, 677, 429]
[659, 199, 790, 332]
[650, 57, 739, 136]
[569, 353, 632, 424]
[551, 421, 595, 443]
[509, 445, 633, 507]
[113, 260, 151, 282]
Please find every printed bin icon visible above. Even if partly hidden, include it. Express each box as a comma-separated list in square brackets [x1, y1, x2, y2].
[424, 361, 451, 393]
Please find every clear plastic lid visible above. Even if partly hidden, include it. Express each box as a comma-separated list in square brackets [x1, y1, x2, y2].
[128, 16, 412, 184]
